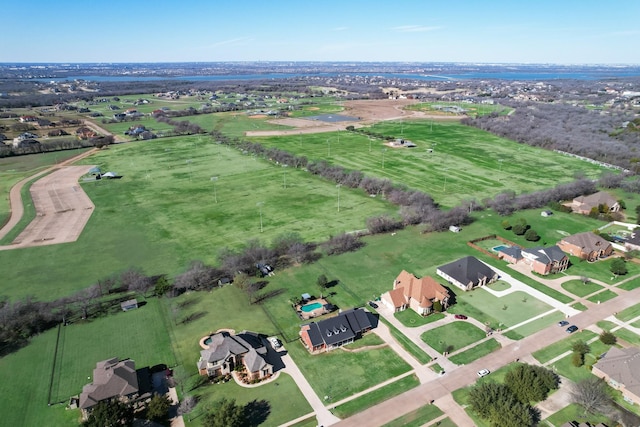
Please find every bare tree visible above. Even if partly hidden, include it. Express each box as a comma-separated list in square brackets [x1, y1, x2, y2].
[121, 267, 153, 296]
[74, 284, 102, 319]
[571, 377, 612, 415]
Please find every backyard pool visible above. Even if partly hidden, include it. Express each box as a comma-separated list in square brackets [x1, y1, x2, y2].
[492, 245, 510, 252]
[301, 302, 323, 312]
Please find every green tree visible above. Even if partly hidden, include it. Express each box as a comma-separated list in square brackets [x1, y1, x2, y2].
[505, 364, 559, 403]
[572, 340, 589, 355]
[467, 382, 512, 419]
[524, 229, 540, 242]
[512, 223, 527, 235]
[316, 274, 328, 289]
[154, 275, 173, 297]
[572, 351, 584, 367]
[146, 393, 172, 425]
[610, 258, 628, 275]
[501, 220, 512, 230]
[83, 400, 133, 427]
[599, 331, 617, 345]
[432, 299, 443, 313]
[202, 398, 246, 427]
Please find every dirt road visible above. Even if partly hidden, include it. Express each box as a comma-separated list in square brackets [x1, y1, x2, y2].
[0, 149, 97, 249]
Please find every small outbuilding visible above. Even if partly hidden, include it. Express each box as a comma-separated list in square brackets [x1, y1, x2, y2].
[121, 299, 138, 312]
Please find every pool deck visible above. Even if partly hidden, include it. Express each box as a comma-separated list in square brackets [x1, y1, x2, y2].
[296, 298, 330, 320]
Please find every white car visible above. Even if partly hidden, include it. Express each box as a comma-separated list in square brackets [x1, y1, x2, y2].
[477, 369, 490, 377]
[268, 336, 282, 349]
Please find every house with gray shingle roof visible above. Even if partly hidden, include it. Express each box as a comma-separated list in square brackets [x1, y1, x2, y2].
[557, 232, 613, 262]
[436, 256, 498, 291]
[592, 346, 640, 405]
[79, 358, 140, 416]
[197, 331, 272, 380]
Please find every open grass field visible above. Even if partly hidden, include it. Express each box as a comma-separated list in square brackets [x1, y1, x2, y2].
[379, 318, 432, 364]
[587, 289, 618, 303]
[394, 310, 444, 327]
[331, 374, 419, 418]
[551, 338, 611, 382]
[381, 402, 445, 427]
[448, 338, 501, 365]
[532, 330, 598, 364]
[0, 298, 175, 427]
[561, 279, 604, 297]
[421, 322, 486, 354]
[252, 120, 612, 208]
[615, 303, 640, 322]
[503, 310, 565, 340]
[544, 403, 614, 427]
[284, 339, 412, 403]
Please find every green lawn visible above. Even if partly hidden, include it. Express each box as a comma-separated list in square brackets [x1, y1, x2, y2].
[379, 318, 432, 364]
[503, 310, 566, 340]
[0, 298, 175, 426]
[615, 303, 640, 322]
[561, 280, 603, 297]
[381, 402, 445, 427]
[331, 374, 419, 418]
[449, 338, 501, 365]
[185, 372, 312, 427]
[613, 328, 640, 346]
[532, 330, 598, 364]
[586, 289, 618, 304]
[394, 310, 444, 327]
[253, 120, 610, 209]
[544, 403, 614, 427]
[486, 280, 511, 291]
[421, 322, 486, 354]
[284, 339, 411, 403]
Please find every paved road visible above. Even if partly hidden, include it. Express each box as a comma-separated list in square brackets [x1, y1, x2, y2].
[333, 285, 640, 427]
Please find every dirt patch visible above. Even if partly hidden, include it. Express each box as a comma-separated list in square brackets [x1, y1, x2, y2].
[0, 165, 96, 250]
[249, 114, 267, 119]
[245, 98, 461, 137]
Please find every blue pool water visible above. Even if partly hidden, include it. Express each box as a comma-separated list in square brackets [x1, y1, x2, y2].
[301, 302, 323, 313]
[493, 245, 509, 252]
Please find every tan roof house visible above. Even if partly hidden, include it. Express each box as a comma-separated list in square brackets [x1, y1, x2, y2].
[571, 191, 620, 215]
[381, 270, 450, 316]
[557, 232, 613, 262]
[592, 346, 640, 405]
[79, 358, 140, 416]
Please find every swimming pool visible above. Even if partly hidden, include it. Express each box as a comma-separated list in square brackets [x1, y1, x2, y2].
[492, 245, 509, 252]
[301, 302, 323, 312]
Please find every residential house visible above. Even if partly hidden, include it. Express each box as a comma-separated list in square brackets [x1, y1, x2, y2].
[79, 358, 141, 416]
[592, 346, 640, 405]
[436, 256, 498, 291]
[381, 270, 449, 315]
[570, 192, 620, 215]
[197, 331, 273, 380]
[75, 126, 97, 140]
[497, 246, 523, 264]
[557, 232, 613, 261]
[19, 115, 38, 123]
[521, 245, 569, 275]
[300, 308, 373, 353]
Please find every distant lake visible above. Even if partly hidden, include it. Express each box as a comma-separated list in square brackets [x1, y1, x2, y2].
[30, 68, 640, 83]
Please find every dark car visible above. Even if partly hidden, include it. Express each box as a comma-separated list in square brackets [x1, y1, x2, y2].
[368, 301, 378, 309]
[454, 314, 468, 320]
[558, 320, 569, 327]
[566, 325, 579, 333]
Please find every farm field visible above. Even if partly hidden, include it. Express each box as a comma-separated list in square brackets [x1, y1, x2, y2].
[252, 120, 612, 208]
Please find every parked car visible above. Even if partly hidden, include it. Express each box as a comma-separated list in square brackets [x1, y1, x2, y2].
[477, 369, 490, 377]
[454, 314, 468, 320]
[368, 301, 378, 309]
[566, 325, 579, 334]
[267, 336, 282, 349]
[558, 320, 569, 327]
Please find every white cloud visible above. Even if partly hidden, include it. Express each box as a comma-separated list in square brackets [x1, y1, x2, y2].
[391, 25, 441, 33]
[331, 26, 349, 32]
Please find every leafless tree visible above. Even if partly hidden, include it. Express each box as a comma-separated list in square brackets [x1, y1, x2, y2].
[74, 284, 102, 319]
[571, 377, 612, 415]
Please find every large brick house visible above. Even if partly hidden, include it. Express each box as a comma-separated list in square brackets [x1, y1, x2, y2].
[381, 270, 449, 315]
[197, 331, 273, 380]
[498, 245, 569, 275]
[436, 256, 498, 291]
[592, 346, 640, 405]
[557, 232, 613, 261]
[300, 308, 373, 353]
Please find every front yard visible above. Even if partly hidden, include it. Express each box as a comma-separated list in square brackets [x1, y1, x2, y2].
[421, 322, 487, 354]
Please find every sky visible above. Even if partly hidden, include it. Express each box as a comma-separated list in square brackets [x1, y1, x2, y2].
[2, 0, 639, 64]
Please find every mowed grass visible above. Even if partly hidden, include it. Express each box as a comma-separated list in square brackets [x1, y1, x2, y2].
[561, 279, 603, 297]
[0, 136, 395, 301]
[382, 403, 445, 427]
[252, 120, 611, 208]
[0, 299, 174, 427]
[421, 322, 486, 354]
[285, 339, 411, 403]
[49, 298, 175, 403]
[449, 338, 501, 365]
[394, 310, 444, 327]
[532, 330, 597, 364]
